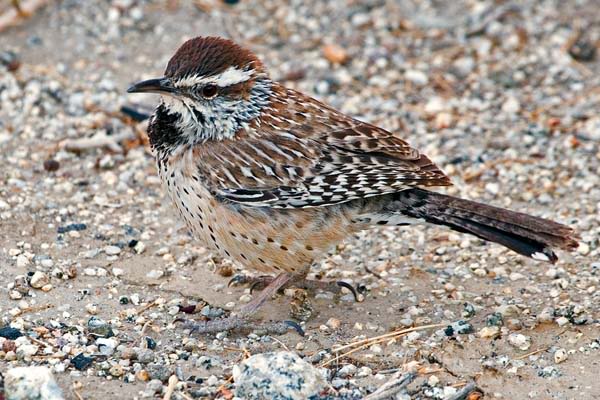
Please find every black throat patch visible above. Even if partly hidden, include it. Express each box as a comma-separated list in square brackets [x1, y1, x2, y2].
[147, 104, 186, 155]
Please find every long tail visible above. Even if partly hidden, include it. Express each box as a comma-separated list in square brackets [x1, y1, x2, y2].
[365, 188, 579, 263]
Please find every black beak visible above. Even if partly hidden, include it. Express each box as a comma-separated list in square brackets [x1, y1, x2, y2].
[127, 78, 176, 94]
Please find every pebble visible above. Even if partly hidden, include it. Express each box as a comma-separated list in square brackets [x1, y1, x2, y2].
[0, 327, 23, 340]
[4, 367, 63, 400]
[136, 349, 155, 364]
[554, 348, 568, 364]
[502, 96, 521, 113]
[104, 245, 121, 256]
[72, 353, 94, 371]
[508, 333, 531, 351]
[537, 307, 554, 323]
[405, 69, 428, 86]
[233, 352, 326, 400]
[479, 326, 501, 339]
[322, 44, 349, 64]
[16, 255, 30, 268]
[326, 318, 341, 330]
[337, 364, 357, 378]
[146, 363, 172, 382]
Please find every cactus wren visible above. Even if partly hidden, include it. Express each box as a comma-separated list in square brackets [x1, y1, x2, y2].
[128, 36, 578, 334]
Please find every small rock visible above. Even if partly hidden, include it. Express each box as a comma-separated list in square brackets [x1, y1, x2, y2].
[16, 255, 30, 268]
[109, 364, 124, 377]
[337, 364, 357, 378]
[0, 326, 23, 340]
[405, 69, 428, 86]
[496, 305, 520, 318]
[133, 241, 146, 254]
[71, 353, 94, 371]
[104, 245, 121, 256]
[43, 159, 60, 172]
[537, 307, 554, 323]
[508, 333, 531, 351]
[506, 318, 523, 331]
[326, 318, 341, 330]
[96, 338, 118, 356]
[233, 352, 326, 400]
[146, 270, 164, 279]
[554, 348, 568, 364]
[147, 363, 172, 382]
[137, 349, 155, 364]
[4, 366, 63, 400]
[479, 326, 500, 339]
[556, 316, 570, 327]
[502, 96, 521, 114]
[322, 44, 349, 64]
[29, 271, 50, 289]
[16, 344, 39, 359]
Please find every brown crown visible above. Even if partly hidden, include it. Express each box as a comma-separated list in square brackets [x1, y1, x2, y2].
[164, 36, 263, 80]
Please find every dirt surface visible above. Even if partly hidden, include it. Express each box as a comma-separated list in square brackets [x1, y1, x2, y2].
[1, 1, 599, 399]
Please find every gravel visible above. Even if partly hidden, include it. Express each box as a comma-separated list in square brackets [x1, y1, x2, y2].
[0, 0, 599, 399]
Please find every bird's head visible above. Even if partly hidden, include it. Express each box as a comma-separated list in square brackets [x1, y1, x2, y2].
[128, 36, 272, 142]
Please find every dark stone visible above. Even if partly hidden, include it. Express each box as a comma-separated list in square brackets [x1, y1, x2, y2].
[43, 159, 60, 172]
[145, 336, 157, 350]
[72, 353, 94, 370]
[0, 327, 23, 340]
[57, 223, 87, 234]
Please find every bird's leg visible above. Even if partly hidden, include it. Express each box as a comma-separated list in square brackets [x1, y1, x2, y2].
[181, 272, 304, 335]
[11, 0, 28, 17]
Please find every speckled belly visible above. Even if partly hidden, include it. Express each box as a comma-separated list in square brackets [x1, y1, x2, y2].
[158, 157, 356, 275]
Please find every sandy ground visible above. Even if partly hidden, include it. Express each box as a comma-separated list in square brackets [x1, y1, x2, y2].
[1, 1, 599, 399]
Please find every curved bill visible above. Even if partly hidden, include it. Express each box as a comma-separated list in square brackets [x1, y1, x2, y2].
[127, 78, 176, 94]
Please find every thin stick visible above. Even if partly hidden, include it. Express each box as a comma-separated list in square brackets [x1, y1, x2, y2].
[162, 375, 178, 400]
[332, 323, 444, 353]
[446, 382, 479, 400]
[322, 324, 443, 367]
[515, 346, 550, 360]
[363, 371, 416, 400]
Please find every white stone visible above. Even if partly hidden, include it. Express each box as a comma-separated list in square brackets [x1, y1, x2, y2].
[104, 246, 121, 256]
[29, 272, 50, 289]
[233, 352, 326, 400]
[16, 255, 29, 268]
[554, 348, 568, 364]
[405, 69, 428, 86]
[4, 366, 63, 400]
[508, 333, 531, 351]
[502, 96, 521, 114]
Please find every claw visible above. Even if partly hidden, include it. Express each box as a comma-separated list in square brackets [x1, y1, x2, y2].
[336, 281, 360, 302]
[228, 274, 248, 287]
[249, 280, 264, 294]
[283, 320, 305, 336]
[356, 283, 367, 295]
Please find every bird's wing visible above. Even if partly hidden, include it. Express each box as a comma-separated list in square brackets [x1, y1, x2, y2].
[197, 87, 451, 209]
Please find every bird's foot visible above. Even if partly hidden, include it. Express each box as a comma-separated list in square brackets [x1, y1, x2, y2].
[228, 274, 365, 302]
[228, 274, 275, 293]
[292, 278, 366, 302]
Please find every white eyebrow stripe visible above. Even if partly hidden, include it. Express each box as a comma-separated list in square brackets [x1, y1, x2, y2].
[177, 67, 255, 88]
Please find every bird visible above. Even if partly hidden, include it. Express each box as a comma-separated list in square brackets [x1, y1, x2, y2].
[127, 36, 579, 335]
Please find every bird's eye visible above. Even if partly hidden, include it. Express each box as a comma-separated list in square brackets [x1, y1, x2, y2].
[201, 84, 218, 99]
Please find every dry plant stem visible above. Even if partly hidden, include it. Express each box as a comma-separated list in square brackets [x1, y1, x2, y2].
[0, 0, 48, 31]
[446, 382, 479, 400]
[162, 375, 178, 400]
[363, 371, 416, 400]
[322, 324, 444, 367]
